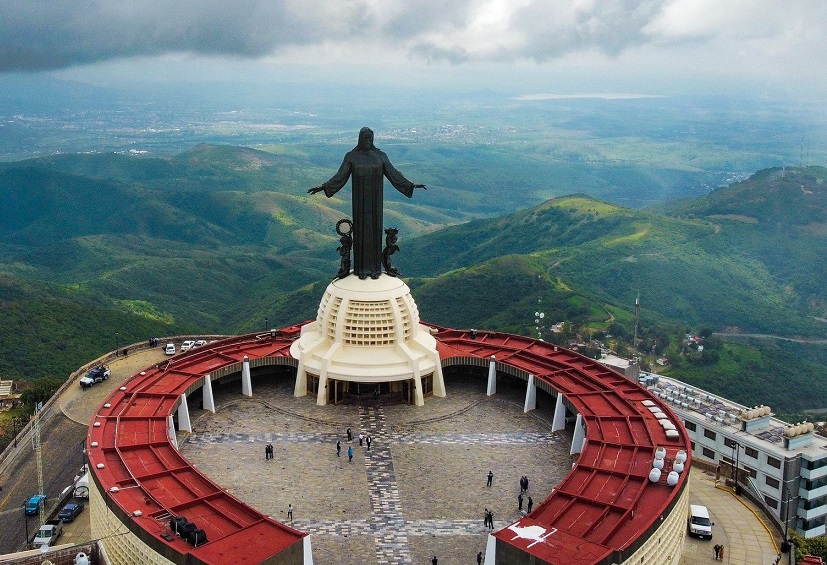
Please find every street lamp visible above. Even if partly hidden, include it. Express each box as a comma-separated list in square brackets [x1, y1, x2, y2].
[23, 500, 29, 548]
[12, 416, 20, 448]
[730, 440, 742, 495]
[115, 331, 120, 354]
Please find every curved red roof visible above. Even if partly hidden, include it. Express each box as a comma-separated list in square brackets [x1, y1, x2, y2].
[87, 323, 689, 565]
[87, 326, 308, 565]
[434, 328, 691, 565]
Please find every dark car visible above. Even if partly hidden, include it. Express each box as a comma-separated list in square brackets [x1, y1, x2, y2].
[57, 502, 84, 522]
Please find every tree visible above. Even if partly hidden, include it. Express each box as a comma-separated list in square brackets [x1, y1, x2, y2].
[19, 377, 63, 410]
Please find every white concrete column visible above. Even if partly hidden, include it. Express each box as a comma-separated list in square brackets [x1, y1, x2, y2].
[241, 356, 252, 397]
[431, 354, 446, 398]
[486, 355, 497, 396]
[413, 375, 425, 406]
[316, 370, 328, 406]
[167, 414, 178, 450]
[485, 532, 497, 562]
[202, 375, 216, 413]
[177, 393, 191, 433]
[552, 393, 566, 432]
[570, 413, 586, 455]
[524, 374, 537, 413]
[303, 536, 314, 565]
[294, 359, 308, 398]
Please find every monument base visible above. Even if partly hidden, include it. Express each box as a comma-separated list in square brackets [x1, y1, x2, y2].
[290, 274, 445, 406]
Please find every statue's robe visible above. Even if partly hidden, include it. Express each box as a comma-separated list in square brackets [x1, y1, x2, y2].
[321, 148, 414, 278]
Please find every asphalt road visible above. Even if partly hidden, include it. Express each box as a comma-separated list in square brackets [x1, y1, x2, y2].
[0, 348, 166, 554]
[0, 404, 87, 552]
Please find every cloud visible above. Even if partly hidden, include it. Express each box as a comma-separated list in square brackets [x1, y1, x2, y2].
[1, 0, 825, 86]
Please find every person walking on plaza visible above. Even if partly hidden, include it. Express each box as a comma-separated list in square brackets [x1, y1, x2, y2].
[524, 476, 529, 492]
[287, 503, 293, 521]
[348, 446, 354, 462]
[336, 439, 341, 457]
[487, 509, 494, 530]
[347, 428, 352, 442]
[366, 435, 372, 450]
[431, 556, 438, 565]
[527, 496, 533, 513]
[718, 545, 724, 561]
[487, 470, 493, 487]
[518, 492, 524, 511]
[483, 508, 489, 528]
[477, 551, 483, 565]
[359, 432, 364, 446]
[713, 544, 720, 560]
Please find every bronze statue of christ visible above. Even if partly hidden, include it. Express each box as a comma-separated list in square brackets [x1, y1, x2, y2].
[308, 127, 426, 279]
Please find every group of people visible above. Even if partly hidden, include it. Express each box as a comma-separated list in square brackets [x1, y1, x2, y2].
[713, 543, 725, 560]
[517, 492, 533, 513]
[483, 508, 495, 529]
[337, 427, 371, 462]
[264, 443, 274, 460]
[483, 473, 535, 532]
[517, 476, 533, 513]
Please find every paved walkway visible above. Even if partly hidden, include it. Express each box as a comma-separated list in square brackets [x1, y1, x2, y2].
[180, 377, 571, 565]
[179, 376, 784, 565]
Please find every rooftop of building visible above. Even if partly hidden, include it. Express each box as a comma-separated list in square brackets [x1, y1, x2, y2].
[640, 371, 827, 460]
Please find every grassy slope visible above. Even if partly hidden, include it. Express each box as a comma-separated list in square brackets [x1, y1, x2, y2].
[404, 192, 825, 335]
[0, 274, 188, 380]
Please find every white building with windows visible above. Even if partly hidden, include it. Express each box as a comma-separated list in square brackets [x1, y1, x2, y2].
[637, 371, 827, 538]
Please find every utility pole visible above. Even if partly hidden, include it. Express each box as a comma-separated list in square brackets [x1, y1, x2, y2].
[633, 293, 640, 356]
[33, 402, 45, 527]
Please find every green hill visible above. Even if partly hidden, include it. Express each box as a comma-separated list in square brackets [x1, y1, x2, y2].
[403, 189, 825, 336]
[0, 274, 188, 381]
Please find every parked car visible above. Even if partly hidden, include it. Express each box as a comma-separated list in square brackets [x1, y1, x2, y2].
[32, 519, 62, 548]
[57, 502, 85, 522]
[687, 504, 714, 539]
[194, 339, 209, 348]
[25, 494, 46, 515]
[180, 340, 196, 351]
[164, 343, 176, 355]
[79, 366, 110, 389]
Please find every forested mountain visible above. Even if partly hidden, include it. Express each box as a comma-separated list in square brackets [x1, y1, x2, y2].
[403, 167, 827, 336]
[0, 149, 825, 416]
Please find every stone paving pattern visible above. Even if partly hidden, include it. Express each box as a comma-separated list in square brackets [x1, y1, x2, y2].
[179, 375, 572, 565]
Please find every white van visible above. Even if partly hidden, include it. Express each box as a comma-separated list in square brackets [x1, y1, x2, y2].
[687, 504, 714, 539]
[164, 343, 176, 355]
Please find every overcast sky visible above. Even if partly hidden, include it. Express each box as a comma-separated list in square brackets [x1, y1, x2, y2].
[2, 0, 825, 100]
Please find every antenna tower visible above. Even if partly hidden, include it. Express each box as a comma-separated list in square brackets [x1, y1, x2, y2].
[633, 293, 641, 356]
[33, 403, 45, 526]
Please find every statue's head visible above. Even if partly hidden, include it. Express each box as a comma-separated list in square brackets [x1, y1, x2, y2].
[357, 127, 375, 150]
